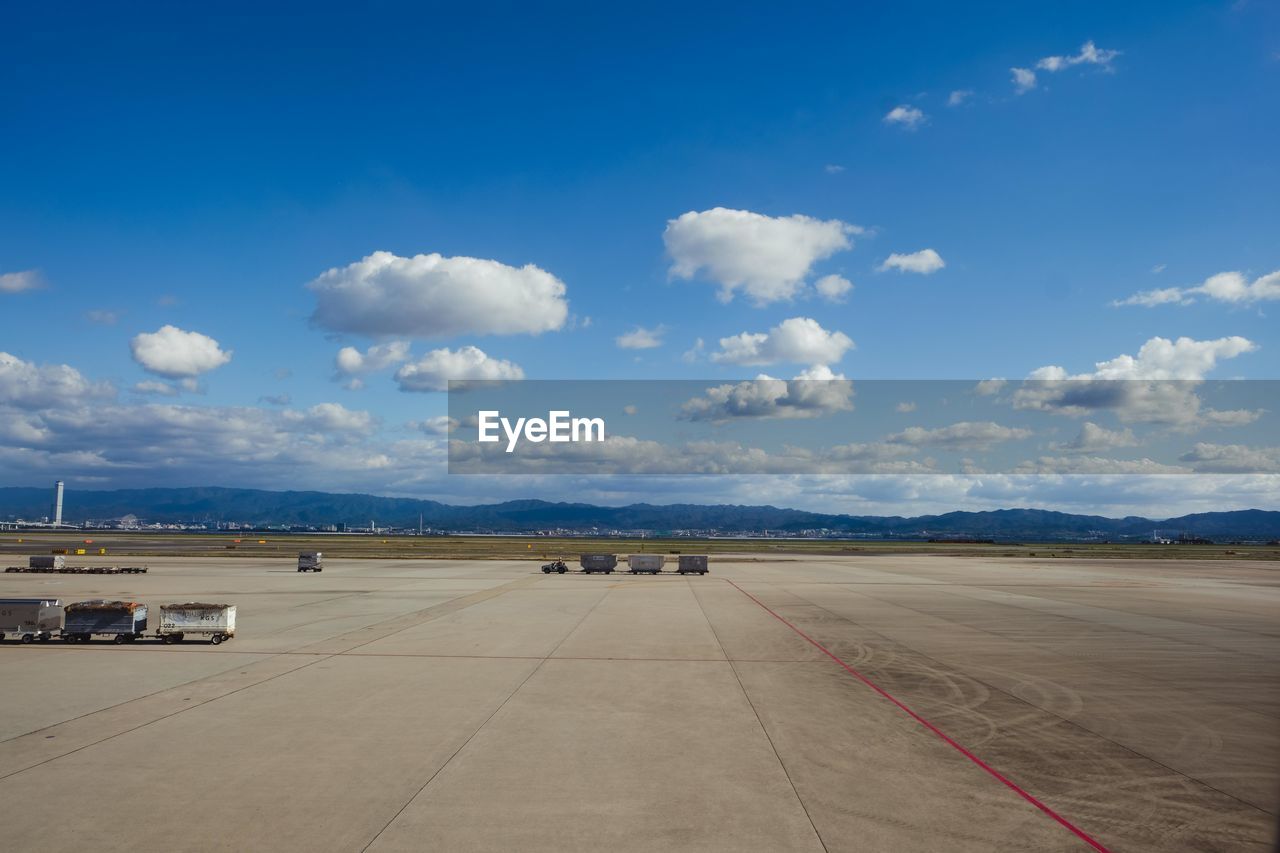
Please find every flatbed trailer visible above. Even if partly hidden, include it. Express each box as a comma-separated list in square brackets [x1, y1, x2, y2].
[5, 565, 148, 574]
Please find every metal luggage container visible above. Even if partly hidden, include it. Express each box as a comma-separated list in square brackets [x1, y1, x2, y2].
[579, 554, 617, 574]
[297, 551, 324, 572]
[0, 598, 63, 643]
[63, 601, 148, 643]
[157, 603, 236, 645]
[29, 555, 66, 570]
[676, 555, 709, 575]
[627, 554, 664, 574]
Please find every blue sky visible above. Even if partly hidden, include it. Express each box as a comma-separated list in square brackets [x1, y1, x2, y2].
[1, 1, 1277, 515]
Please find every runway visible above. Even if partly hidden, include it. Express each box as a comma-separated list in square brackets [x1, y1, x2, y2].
[0, 555, 1275, 851]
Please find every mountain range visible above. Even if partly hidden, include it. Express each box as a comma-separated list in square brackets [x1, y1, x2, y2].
[2, 486, 1278, 540]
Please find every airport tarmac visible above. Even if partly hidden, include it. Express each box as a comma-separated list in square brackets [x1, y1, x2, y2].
[0, 555, 1275, 852]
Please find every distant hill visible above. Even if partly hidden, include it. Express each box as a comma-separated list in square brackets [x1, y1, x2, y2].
[0, 486, 1277, 540]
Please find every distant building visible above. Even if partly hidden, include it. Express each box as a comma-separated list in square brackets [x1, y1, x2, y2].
[52, 480, 64, 527]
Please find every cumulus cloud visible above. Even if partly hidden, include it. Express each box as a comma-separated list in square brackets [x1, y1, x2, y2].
[1114, 270, 1280, 308]
[1011, 67, 1037, 94]
[1036, 41, 1120, 73]
[896, 401, 917, 413]
[286, 402, 377, 434]
[334, 340, 411, 378]
[1015, 336, 1259, 425]
[1013, 41, 1119, 95]
[394, 346, 524, 392]
[616, 325, 666, 350]
[1048, 422, 1139, 453]
[1028, 336, 1257, 382]
[679, 374, 855, 422]
[664, 208, 861, 305]
[1179, 443, 1280, 474]
[710, 317, 854, 367]
[410, 415, 457, 436]
[815, 274, 853, 302]
[1014, 456, 1186, 475]
[878, 249, 945, 275]
[947, 90, 974, 107]
[308, 250, 569, 338]
[0, 270, 45, 294]
[682, 338, 705, 364]
[130, 325, 232, 379]
[883, 105, 926, 130]
[975, 379, 1008, 396]
[0, 352, 115, 408]
[886, 421, 1033, 451]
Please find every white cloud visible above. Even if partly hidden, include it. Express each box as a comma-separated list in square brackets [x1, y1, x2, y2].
[86, 309, 119, 325]
[824, 164, 846, 174]
[1011, 67, 1037, 94]
[410, 415, 457, 436]
[259, 393, 291, 406]
[711, 317, 854, 367]
[132, 381, 182, 397]
[616, 325, 666, 350]
[1029, 336, 1257, 382]
[334, 340, 411, 377]
[947, 90, 974, 107]
[682, 338, 705, 364]
[394, 346, 524, 392]
[975, 379, 1007, 396]
[287, 402, 377, 434]
[623, 405, 638, 416]
[679, 374, 855, 422]
[896, 401, 917, 413]
[883, 105, 927, 130]
[886, 421, 1033, 451]
[0, 270, 45, 294]
[308, 250, 569, 338]
[1016, 336, 1259, 425]
[878, 249, 945, 275]
[1114, 270, 1280, 307]
[1036, 41, 1120, 73]
[1048, 422, 1139, 453]
[664, 208, 861, 305]
[1179, 443, 1280, 474]
[0, 352, 114, 408]
[815, 274, 853, 302]
[130, 325, 232, 379]
[1113, 286, 1192, 307]
[1014, 456, 1186, 475]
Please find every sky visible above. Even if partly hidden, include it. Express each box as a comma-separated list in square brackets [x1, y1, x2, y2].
[1, 1, 1278, 516]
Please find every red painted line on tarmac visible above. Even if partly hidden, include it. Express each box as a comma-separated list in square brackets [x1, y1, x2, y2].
[724, 578, 1112, 853]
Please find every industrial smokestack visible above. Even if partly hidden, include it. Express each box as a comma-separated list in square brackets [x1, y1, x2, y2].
[53, 480, 64, 527]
